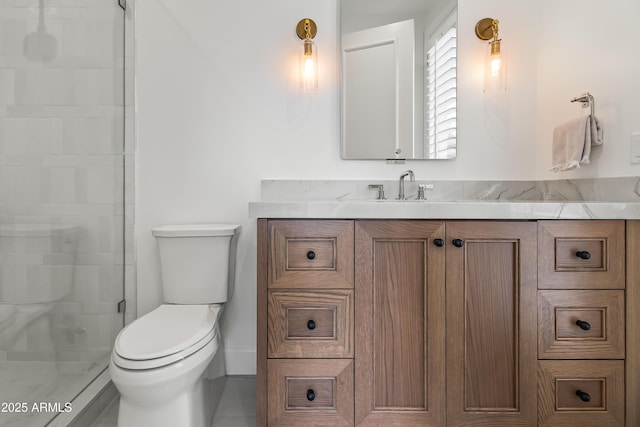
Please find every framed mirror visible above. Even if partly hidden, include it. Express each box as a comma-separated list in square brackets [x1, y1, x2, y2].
[340, 0, 457, 160]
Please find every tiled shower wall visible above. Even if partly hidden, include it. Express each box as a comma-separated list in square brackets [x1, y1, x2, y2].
[0, 0, 135, 362]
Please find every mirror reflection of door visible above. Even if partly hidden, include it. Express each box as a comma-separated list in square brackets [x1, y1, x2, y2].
[341, 0, 458, 160]
[342, 20, 414, 159]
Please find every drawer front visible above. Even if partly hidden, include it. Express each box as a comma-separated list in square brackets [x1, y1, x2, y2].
[538, 221, 625, 289]
[538, 290, 625, 359]
[538, 360, 624, 426]
[268, 220, 354, 289]
[268, 359, 353, 426]
[268, 290, 354, 358]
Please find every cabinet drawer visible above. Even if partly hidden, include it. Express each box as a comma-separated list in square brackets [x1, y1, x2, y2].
[268, 220, 354, 289]
[538, 360, 624, 426]
[538, 221, 625, 289]
[538, 290, 625, 359]
[268, 290, 354, 358]
[268, 359, 353, 426]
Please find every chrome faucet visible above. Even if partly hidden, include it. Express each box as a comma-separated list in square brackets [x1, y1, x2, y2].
[397, 170, 415, 200]
[368, 184, 386, 200]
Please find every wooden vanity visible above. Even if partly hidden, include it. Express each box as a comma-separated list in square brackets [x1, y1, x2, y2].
[256, 219, 640, 426]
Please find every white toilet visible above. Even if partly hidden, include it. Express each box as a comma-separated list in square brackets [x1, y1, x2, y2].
[109, 224, 240, 427]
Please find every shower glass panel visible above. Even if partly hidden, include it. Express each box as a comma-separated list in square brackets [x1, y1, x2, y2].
[0, 1, 126, 426]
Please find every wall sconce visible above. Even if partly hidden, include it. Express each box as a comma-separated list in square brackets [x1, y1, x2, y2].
[475, 18, 506, 92]
[296, 18, 318, 93]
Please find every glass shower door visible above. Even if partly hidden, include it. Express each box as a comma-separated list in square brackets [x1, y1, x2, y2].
[0, 0, 126, 425]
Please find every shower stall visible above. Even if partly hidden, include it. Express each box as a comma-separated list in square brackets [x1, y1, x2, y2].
[0, 0, 132, 425]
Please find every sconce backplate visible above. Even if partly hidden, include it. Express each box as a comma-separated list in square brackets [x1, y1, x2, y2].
[296, 18, 317, 40]
[475, 17, 496, 41]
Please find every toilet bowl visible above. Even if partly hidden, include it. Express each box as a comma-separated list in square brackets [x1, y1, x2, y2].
[109, 224, 240, 427]
[110, 305, 224, 427]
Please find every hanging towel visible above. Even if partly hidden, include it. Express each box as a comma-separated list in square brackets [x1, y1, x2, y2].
[550, 114, 603, 172]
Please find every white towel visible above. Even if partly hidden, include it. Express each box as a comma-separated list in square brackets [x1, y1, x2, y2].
[551, 114, 603, 172]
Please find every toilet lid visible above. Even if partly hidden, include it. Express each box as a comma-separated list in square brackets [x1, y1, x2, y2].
[114, 304, 221, 361]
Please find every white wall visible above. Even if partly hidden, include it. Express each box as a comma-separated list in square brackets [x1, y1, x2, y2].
[535, 0, 640, 179]
[135, 0, 640, 373]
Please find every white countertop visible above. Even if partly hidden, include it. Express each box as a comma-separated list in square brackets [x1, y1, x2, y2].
[249, 200, 640, 220]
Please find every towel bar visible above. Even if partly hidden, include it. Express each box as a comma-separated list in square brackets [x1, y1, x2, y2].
[571, 92, 595, 117]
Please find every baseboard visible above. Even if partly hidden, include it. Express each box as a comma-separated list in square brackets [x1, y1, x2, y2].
[224, 348, 256, 375]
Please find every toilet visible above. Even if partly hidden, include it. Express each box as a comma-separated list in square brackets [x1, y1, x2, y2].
[109, 224, 240, 427]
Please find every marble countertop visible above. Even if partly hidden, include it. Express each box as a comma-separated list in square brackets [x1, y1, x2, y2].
[249, 200, 640, 220]
[250, 178, 640, 219]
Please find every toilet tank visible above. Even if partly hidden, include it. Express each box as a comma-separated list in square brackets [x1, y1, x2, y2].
[152, 224, 241, 304]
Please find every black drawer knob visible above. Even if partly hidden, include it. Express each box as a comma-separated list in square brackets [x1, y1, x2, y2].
[307, 319, 316, 330]
[575, 251, 591, 260]
[433, 238, 445, 247]
[452, 239, 464, 248]
[306, 389, 316, 401]
[576, 389, 591, 402]
[306, 250, 316, 260]
[576, 320, 591, 330]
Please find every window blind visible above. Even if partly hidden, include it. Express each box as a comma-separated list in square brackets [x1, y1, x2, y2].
[425, 15, 457, 159]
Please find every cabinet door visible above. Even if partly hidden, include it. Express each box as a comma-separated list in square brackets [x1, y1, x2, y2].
[446, 222, 537, 426]
[355, 220, 446, 426]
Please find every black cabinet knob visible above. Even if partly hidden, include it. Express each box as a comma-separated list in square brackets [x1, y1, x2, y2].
[306, 389, 316, 401]
[576, 390, 591, 402]
[576, 320, 591, 330]
[307, 319, 316, 330]
[433, 238, 445, 247]
[575, 251, 591, 260]
[306, 250, 316, 260]
[452, 239, 464, 248]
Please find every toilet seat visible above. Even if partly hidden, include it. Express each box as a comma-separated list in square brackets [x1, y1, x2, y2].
[113, 304, 222, 370]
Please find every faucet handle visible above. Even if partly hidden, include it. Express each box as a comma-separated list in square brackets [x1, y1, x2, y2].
[417, 184, 434, 200]
[368, 184, 386, 200]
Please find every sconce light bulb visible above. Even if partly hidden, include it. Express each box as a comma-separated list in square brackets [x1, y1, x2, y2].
[484, 38, 506, 92]
[300, 38, 318, 93]
[490, 55, 501, 77]
[489, 39, 501, 76]
[304, 55, 315, 76]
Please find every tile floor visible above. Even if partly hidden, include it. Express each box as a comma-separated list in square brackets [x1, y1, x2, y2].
[90, 376, 256, 427]
[0, 360, 104, 427]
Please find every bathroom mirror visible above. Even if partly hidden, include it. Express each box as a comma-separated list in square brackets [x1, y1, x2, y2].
[341, 0, 457, 160]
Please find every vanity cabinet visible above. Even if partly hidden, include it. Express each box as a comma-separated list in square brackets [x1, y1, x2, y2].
[537, 220, 627, 427]
[256, 219, 639, 427]
[260, 220, 355, 426]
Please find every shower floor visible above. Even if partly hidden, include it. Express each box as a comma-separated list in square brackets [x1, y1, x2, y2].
[0, 359, 105, 427]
